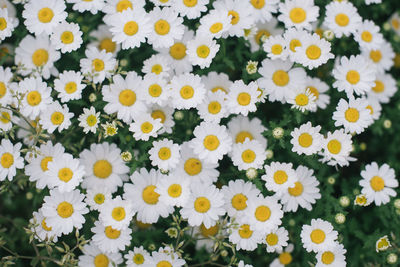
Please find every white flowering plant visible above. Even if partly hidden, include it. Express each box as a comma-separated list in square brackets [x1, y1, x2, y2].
[1, 0, 400, 266]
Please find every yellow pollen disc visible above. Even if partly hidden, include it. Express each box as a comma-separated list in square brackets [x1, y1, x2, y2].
[228, 10, 239, 25]
[99, 38, 117, 53]
[211, 87, 227, 94]
[148, 84, 162, 98]
[241, 149, 256, 163]
[112, 207, 126, 221]
[335, 13, 349, 26]
[94, 254, 109, 267]
[167, 184, 182, 198]
[0, 111, 10, 123]
[86, 115, 97, 126]
[271, 44, 283, 55]
[255, 29, 270, 45]
[184, 158, 202, 176]
[57, 201, 74, 218]
[154, 19, 170, 35]
[295, 93, 309, 106]
[124, 21, 139, 36]
[345, 108, 359, 123]
[151, 64, 163, 75]
[377, 238, 389, 249]
[116, 0, 132, 12]
[92, 58, 105, 72]
[51, 111, 64, 125]
[289, 7, 306, 24]
[60, 31, 74, 44]
[237, 92, 251, 106]
[158, 147, 171, 160]
[93, 160, 112, 179]
[355, 195, 367, 205]
[183, 0, 197, 7]
[58, 167, 73, 182]
[200, 223, 218, 237]
[203, 135, 220, 151]
[32, 49, 49, 67]
[1, 152, 14, 168]
[151, 110, 166, 123]
[366, 105, 373, 115]
[40, 156, 52, 171]
[64, 82, 77, 94]
[37, 7, 54, 23]
[209, 22, 223, 34]
[321, 251, 335, 264]
[250, 0, 265, 9]
[156, 261, 172, 267]
[142, 185, 160, 204]
[26, 91, 42, 106]
[231, 193, 248, 211]
[279, 252, 293, 265]
[306, 45, 321, 60]
[208, 101, 222, 114]
[238, 224, 253, 238]
[346, 70, 360, 85]
[372, 80, 384, 93]
[370, 176, 385, 191]
[254, 205, 271, 221]
[196, 45, 210, 58]
[119, 89, 136, 106]
[327, 139, 341, 154]
[307, 86, 319, 99]
[0, 18, 7, 30]
[392, 18, 400, 29]
[194, 197, 211, 213]
[370, 50, 382, 63]
[180, 85, 194, 99]
[289, 39, 302, 52]
[0, 82, 6, 98]
[94, 193, 105, 204]
[272, 70, 289, 86]
[310, 229, 326, 244]
[235, 131, 253, 143]
[41, 219, 52, 231]
[361, 31, 373, 42]
[141, 122, 154, 133]
[288, 182, 304, 196]
[266, 233, 278, 246]
[104, 226, 121, 239]
[274, 170, 288, 184]
[298, 133, 313, 147]
[133, 253, 145, 264]
[169, 42, 186, 60]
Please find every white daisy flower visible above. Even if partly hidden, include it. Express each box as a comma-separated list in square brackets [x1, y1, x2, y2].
[45, 153, 85, 192]
[290, 122, 323, 156]
[189, 121, 233, 164]
[78, 106, 100, 134]
[172, 0, 208, 19]
[257, 58, 307, 103]
[30, 209, 60, 242]
[197, 9, 232, 39]
[103, 0, 145, 22]
[316, 242, 347, 267]
[360, 162, 398, 206]
[262, 162, 297, 196]
[354, 20, 384, 50]
[41, 189, 89, 235]
[22, 0, 67, 35]
[129, 113, 163, 141]
[54, 70, 85, 103]
[231, 139, 267, 171]
[300, 218, 338, 253]
[305, 77, 330, 110]
[0, 7, 16, 41]
[221, 179, 260, 218]
[228, 222, 263, 251]
[361, 40, 395, 74]
[80, 142, 130, 193]
[149, 104, 175, 134]
[389, 12, 400, 35]
[187, 36, 220, 69]
[332, 98, 373, 134]
[197, 91, 229, 123]
[368, 73, 397, 104]
[80, 47, 116, 84]
[148, 247, 186, 267]
[283, 27, 308, 62]
[124, 246, 151, 267]
[280, 165, 321, 212]
[0, 108, 17, 132]
[180, 183, 225, 228]
[141, 54, 172, 78]
[169, 73, 206, 109]
[148, 7, 184, 48]
[287, 87, 317, 112]
[278, 0, 319, 30]
[39, 102, 74, 134]
[332, 55, 376, 97]
[0, 66, 13, 106]
[91, 220, 132, 253]
[319, 129, 355, 167]
[107, 8, 151, 49]
[25, 141, 65, 189]
[323, 1, 362, 38]
[15, 34, 61, 79]
[249, 19, 283, 52]
[149, 138, 181, 171]
[123, 168, 173, 224]
[0, 139, 23, 182]
[248, 0, 279, 23]
[263, 227, 289, 253]
[18, 77, 52, 120]
[50, 22, 83, 53]
[85, 186, 112, 211]
[89, 24, 120, 55]
[155, 173, 191, 208]
[270, 244, 294, 267]
[141, 74, 169, 106]
[201, 71, 232, 95]
[78, 243, 123, 267]
[227, 115, 267, 147]
[263, 35, 289, 60]
[226, 80, 259, 116]
[99, 196, 134, 230]
[102, 72, 147, 123]
[66, 0, 105, 15]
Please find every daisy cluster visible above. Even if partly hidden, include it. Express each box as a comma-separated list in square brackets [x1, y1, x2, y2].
[0, 0, 400, 266]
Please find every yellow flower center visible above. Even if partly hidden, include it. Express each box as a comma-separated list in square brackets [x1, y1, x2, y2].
[157, 261, 172, 267]
[203, 135, 220, 151]
[361, 31, 373, 42]
[306, 45, 321, 60]
[151, 110, 166, 123]
[40, 156, 52, 171]
[307, 86, 319, 99]
[289, 7, 306, 24]
[32, 49, 49, 67]
[370, 176, 385, 191]
[146, 84, 162, 98]
[154, 19, 170, 35]
[41, 219, 52, 231]
[208, 101, 221, 114]
[345, 108, 359, 122]
[169, 42, 186, 60]
[183, 0, 197, 7]
[93, 160, 113, 179]
[119, 89, 136, 106]
[194, 197, 211, 213]
[279, 252, 292, 265]
[92, 59, 105, 72]
[255, 29, 270, 45]
[241, 149, 256, 163]
[58, 167, 73, 182]
[141, 122, 154, 133]
[0, 82, 6, 98]
[37, 7, 54, 23]
[51, 111, 64, 125]
[228, 10, 239, 25]
[321, 251, 335, 264]
[272, 70, 289, 86]
[238, 224, 253, 238]
[235, 131, 253, 143]
[158, 147, 171, 160]
[372, 80, 384, 93]
[94, 193, 105, 204]
[184, 158, 202, 176]
[298, 133, 313, 147]
[237, 92, 251, 106]
[200, 223, 218, 237]
[0, 111, 10, 124]
[167, 184, 182, 198]
[274, 170, 288, 184]
[26, 91, 42, 106]
[0, 17, 7, 30]
[60, 31, 74, 44]
[104, 226, 121, 239]
[377, 238, 390, 249]
[133, 253, 145, 264]
[231, 193, 248, 211]
[116, 0, 132, 12]
[86, 115, 98, 126]
[335, 13, 349, 26]
[64, 82, 77, 94]
[180, 85, 194, 99]
[327, 139, 341, 154]
[124, 21, 138, 36]
[366, 105, 373, 115]
[142, 185, 160, 204]
[94, 254, 109, 267]
[209, 22, 223, 34]
[111, 207, 126, 221]
[57, 201, 74, 218]
[266, 233, 278, 246]
[288, 182, 304, 196]
[250, 0, 265, 9]
[254, 205, 271, 222]
[196, 45, 210, 58]
[99, 38, 117, 53]
[369, 50, 382, 63]
[151, 64, 163, 75]
[289, 39, 302, 52]
[271, 44, 283, 55]
[295, 93, 309, 106]
[310, 229, 326, 244]
[346, 70, 360, 85]
[1, 152, 14, 169]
